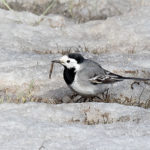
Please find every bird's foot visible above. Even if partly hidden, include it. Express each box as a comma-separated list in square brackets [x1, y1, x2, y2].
[69, 93, 85, 103]
[93, 88, 110, 102]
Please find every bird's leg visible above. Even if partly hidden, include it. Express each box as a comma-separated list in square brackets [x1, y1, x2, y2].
[69, 93, 85, 103]
[103, 88, 110, 102]
[94, 88, 110, 102]
[100, 88, 110, 102]
[74, 96, 95, 103]
[85, 97, 95, 102]
[70, 92, 78, 99]
[103, 88, 109, 99]
[92, 94, 104, 102]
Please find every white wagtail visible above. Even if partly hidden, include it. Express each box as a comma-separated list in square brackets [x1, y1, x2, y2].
[52, 53, 150, 97]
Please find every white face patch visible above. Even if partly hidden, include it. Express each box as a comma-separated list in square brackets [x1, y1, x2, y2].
[60, 55, 80, 71]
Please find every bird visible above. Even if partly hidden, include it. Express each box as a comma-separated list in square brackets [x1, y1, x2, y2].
[51, 53, 150, 97]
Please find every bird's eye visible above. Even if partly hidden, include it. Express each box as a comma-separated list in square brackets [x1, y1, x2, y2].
[67, 60, 70, 63]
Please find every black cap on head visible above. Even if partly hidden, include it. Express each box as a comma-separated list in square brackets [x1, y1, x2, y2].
[68, 53, 84, 64]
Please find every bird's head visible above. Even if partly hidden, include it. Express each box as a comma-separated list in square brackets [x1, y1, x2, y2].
[52, 53, 84, 71]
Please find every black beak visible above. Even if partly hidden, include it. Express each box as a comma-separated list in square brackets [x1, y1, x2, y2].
[52, 60, 62, 64]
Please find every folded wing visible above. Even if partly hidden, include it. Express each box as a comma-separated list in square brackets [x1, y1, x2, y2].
[89, 70, 124, 84]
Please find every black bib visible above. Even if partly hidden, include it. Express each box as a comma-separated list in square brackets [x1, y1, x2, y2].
[63, 67, 76, 85]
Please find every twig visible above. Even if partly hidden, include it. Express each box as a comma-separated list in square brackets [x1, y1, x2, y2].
[49, 62, 54, 79]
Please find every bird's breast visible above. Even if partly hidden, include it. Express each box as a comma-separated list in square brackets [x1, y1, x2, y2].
[69, 74, 97, 96]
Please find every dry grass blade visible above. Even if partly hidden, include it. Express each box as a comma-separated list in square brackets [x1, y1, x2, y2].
[34, 0, 55, 25]
[1, 0, 12, 10]
[49, 62, 54, 79]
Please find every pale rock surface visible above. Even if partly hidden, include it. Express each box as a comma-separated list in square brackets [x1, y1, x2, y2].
[0, 102, 150, 150]
[0, 7, 150, 53]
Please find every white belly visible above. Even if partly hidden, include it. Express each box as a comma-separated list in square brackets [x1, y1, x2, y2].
[69, 74, 109, 96]
[69, 76, 96, 96]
